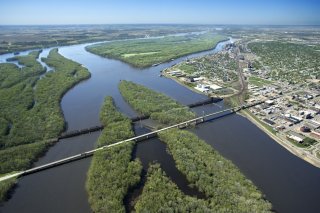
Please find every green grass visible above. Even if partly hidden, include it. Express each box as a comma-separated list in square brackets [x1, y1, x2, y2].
[86, 97, 142, 212]
[249, 76, 273, 87]
[288, 136, 317, 148]
[86, 34, 227, 68]
[157, 129, 272, 212]
[245, 110, 277, 135]
[119, 80, 195, 126]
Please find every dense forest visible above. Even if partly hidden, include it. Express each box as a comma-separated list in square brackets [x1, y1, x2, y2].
[158, 129, 272, 212]
[119, 80, 195, 126]
[86, 97, 142, 212]
[135, 164, 210, 212]
[118, 81, 271, 212]
[86, 34, 227, 68]
[0, 48, 90, 202]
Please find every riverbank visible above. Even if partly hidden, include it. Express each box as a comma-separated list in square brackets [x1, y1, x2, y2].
[240, 109, 320, 168]
[86, 34, 228, 68]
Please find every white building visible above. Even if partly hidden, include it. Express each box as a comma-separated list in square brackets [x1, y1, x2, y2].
[195, 84, 210, 93]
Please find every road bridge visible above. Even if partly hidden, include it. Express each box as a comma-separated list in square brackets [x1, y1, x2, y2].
[0, 101, 263, 182]
[57, 97, 222, 140]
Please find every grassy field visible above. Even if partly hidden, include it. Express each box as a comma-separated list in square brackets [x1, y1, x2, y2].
[248, 76, 274, 87]
[86, 33, 227, 68]
[0, 49, 90, 201]
[86, 97, 142, 212]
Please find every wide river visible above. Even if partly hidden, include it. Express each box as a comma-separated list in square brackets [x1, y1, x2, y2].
[1, 37, 320, 213]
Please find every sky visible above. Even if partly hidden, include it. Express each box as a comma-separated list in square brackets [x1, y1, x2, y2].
[0, 0, 319, 25]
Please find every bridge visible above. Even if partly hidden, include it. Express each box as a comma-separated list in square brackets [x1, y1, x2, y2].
[0, 100, 263, 183]
[57, 97, 222, 140]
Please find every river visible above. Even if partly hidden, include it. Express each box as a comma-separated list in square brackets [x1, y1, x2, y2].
[1, 36, 320, 213]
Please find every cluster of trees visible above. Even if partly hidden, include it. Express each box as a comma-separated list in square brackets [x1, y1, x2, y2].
[158, 129, 272, 212]
[0, 49, 90, 201]
[135, 164, 210, 212]
[0, 51, 45, 88]
[0, 178, 16, 203]
[0, 49, 90, 148]
[86, 34, 227, 68]
[119, 80, 195, 125]
[172, 52, 238, 84]
[248, 41, 320, 83]
[0, 142, 50, 174]
[86, 96, 142, 212]
[118, 81, 271, 211]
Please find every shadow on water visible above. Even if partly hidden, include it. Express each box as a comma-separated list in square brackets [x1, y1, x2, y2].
[124, 124, 206, 212]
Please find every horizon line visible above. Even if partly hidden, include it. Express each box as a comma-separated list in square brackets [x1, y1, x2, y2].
[0, 23, 320, 27]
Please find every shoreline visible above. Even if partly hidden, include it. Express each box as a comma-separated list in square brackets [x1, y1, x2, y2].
[86, 37, 230, 69]
[163, 68, 320, 169]
[240, 110, 320, 168]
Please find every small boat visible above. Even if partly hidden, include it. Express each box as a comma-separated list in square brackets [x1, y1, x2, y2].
[13, 52, 20, 55]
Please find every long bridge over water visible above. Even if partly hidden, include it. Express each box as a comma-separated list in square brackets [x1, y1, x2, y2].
[0, 100, 263, 183]
[57, 97, 222, 140]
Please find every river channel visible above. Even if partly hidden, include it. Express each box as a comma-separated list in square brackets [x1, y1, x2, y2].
[1, 36, 320, 213]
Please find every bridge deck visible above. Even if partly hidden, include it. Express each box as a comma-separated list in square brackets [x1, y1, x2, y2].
[0, 101, 263, 182]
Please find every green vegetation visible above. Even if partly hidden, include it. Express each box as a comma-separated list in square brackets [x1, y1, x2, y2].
[86, 97, 142, 212]
[172, 52, 238, 82]
[0, 51, 45, 88]
[0, 49, 90, 201]
[0, 142, 50, 174]
[158, 129, 272, 212]
[0, 178, 17, 203]
[0, 25, 206, 55]
[248, 41, 320, 83]
[248, 76, 273, 87]
[244, 110, 277, 135]
[288, 136, 317, 148]
[119, 80, 195, 125]
[119, 82, 271, 211]
[135, 164, 210, 212]
[0, 49, 90, 148]
[303, 137, 317, 147]
[86, 34, 227, 68]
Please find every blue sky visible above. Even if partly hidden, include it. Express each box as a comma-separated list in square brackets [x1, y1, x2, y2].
[0, 0, 319, 25]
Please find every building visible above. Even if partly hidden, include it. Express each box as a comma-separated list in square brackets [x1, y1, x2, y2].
[209, 84, 222, 90]
[195, 84, 210, 93]
[287, 131, 305, 143]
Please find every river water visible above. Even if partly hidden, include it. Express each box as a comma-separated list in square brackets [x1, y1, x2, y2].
[1, 37, 320, 213]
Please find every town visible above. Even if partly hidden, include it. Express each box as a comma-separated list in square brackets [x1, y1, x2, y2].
[164, 35, 320, 166]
